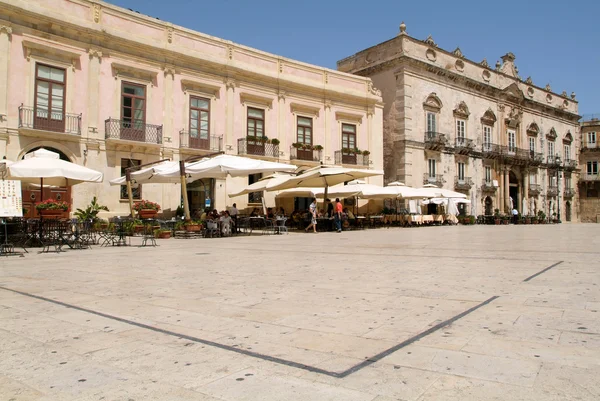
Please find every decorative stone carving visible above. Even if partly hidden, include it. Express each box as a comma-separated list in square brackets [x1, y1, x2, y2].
[527, 87, 534, 97]
[424, 35, 437, 47]
[166, 27, 173, 44]
[88, 48, 103, 60]
[163, 65, 176, 78]
[423, 93, 443, 112]
[455, 59, 465, 72]
[399, 21, 407, 35]
[425, 48, 436, 61]
[525, 76, 533, 84]
[480, 58, 489, 68]
[324, 100, 332, 110]
[564, 131, 573, 143]
[508, 107, 523, 122]
[324, 71, 329, 84]
[499, 53, 519, 78]
[452, 47, 464, 58]
[92, 3, 101, 23]
[278, 59, 283, 73]
[480, 108, 497, 125]
[482, 70, 491, 82]
[368, 81, 381, 97]
[546, 93, 553, 103]
[0, 25, 12, 36]
[527, 122, 540, 136]
[545, 83, 552, 91]
[227, 45, 233, 60]
[224, 78, 236, 91]
[277, 90, 286, 101]
[498, 104, 506, 112]
[495, 60, 501, 70]
[571, 92, 576, 100]
[453, 101, 470, 119]
[546, 127, 557, 141]
[561, 91, 568, 97]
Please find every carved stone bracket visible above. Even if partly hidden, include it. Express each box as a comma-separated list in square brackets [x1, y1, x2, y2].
[88, 48, 103, 61]
[0, 25, 12, 37]
[368, 81, 381, 97]
[166, 27, 174, 44]
[163, 65, 177, 79]
[277, 90, 286, 102]
[92, 3, 101, 23]
[224, 78, 237, 91]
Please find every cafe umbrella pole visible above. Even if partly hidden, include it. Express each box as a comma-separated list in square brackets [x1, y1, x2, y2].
[179, 160, 191, 221]
[125, 171, 135, 218]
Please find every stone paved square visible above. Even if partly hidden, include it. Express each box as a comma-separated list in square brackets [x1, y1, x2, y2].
[0, 225, 599, 400]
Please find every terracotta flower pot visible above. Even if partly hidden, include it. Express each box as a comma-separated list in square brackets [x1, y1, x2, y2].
[138, 209, 158, 219]
[156, 231, 171, 239]
[38, 209, 64, 218]
[184, 224, 202, 232]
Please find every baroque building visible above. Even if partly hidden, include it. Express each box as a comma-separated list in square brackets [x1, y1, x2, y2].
[0, 0, 382, 217]
[338, 23, 580, 221]
[579, 116, 600, 222]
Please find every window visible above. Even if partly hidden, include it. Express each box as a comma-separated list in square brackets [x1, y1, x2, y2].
[247, 107, 265, 138]
[548, 141, 555, 157]
[565, 176, 572, 190]
[120, 159, 141, 200]
[588, 131, 597, 147]
[248, 173, 263, 204]
[428, 159, 436, 178]
[529, 137, 536, 153]
[507, 130, 516, 153]
[564, 144, 571, 161]
[457, 162, 465, 181]
[121, 82, 146, 141]
[485, 166, 492, 183]
[456, 120, 466, 145]
[529, 173, 536, 185]
[483, 126, 492, 149]
[297, 116, 312, 145]
[189, 96, 210, 140]
[587, 161, 598, 176]
[427, 112, 437, 133]
[549, 175, 557, 188]
[35, 64, 66, 131]
[342, 123, 356, 151]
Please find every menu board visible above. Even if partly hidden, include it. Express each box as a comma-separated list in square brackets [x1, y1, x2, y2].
[0, 180, 23, 217]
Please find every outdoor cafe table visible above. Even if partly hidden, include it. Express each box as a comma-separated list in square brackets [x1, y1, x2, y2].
[433, 214, 445, 224]
[422, 215, 434, 224]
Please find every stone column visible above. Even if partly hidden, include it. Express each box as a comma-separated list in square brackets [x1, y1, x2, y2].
[163, 67, 175, 145]
[324, 100, 331, 164]
[504, 167, 510, 212]
[0, 26, 12, 129]
[277, 91, 286, 160]
[498, 165, 503, 213]
[225, 79, 236, 154]
[87, 49, 102, 138]
[523, 168, 529, 213]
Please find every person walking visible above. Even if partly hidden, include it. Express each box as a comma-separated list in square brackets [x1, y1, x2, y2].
[334, 198, 343, 233]
[305, 197, 317, 233]
[512, 207, 518, 224]
[230, 203, 239, 233]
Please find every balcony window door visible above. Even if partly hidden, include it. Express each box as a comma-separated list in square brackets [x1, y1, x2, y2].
[483, 126, 492, 151]
[426, 112, 437, 136]
[548, 141, 555, 159]
[456, 120, 466, 146]
[189, 97, 210, 150]
[121, 82, 146, 141]
[457, 162, 465, 182]
[565, 176, 572, 190]
[588, 131, 596, 148]
[529, 137, 536, 153]
[296, 116, 313, 160]
[529, 173, 536, 185]
[507, 130, 516, 153]
[247, 107, 265, 155]
[564, 144, 571, 161]
[341, 123, 357, 164]
[34, 64, 66, 132]
[587, 161, 598, 178]
[485, 166, 492, 184]
[428, 159, 436, 179]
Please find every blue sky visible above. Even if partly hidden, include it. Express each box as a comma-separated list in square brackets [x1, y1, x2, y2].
[108, 0, 599, 116]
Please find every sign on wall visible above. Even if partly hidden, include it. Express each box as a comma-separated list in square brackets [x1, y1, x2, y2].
[0, 180, 23, 217]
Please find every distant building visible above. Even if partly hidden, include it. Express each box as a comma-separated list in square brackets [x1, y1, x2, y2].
[579, 116, 600, 222]
[0, 0, 382, 217]
[338, 22, 580, 221]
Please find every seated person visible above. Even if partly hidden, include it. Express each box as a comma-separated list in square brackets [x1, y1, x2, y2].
[249, 208, 259, 217]
[200, 208, 210, 220]
[344, 207, 356, 220]
[277, 207, 285, 217]
[219, 211, 233, 236]
[318, 208, 325, 218]
[266, 207, 275, 219]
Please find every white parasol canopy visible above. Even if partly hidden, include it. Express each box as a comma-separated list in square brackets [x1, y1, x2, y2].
[325, 180, 399, 200]
[404, 187, 468, 200]
[109, 160, 182, 186]
[386, 181, 405, 186]
[266, 165, 383, 192]
[275, 187, 328, 199]
[7, 148, 103, 186]
[228, 172, 294, 198]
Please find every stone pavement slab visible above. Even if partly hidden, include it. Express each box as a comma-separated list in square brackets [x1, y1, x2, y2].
[0, 224, 599, 400]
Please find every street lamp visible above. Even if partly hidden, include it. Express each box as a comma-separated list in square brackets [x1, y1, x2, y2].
[556, 156, 562, 223]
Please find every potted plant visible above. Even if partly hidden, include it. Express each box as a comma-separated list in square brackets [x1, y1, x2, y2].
[494, 209, 501, 225]
[133, 200, 161, 219]
[36, 199, 69, 217]
[154, 229, 171, 239]
[468, 215, 476, 225]
[292, 142, 303, 149]
[362, 150, 371, 156]
[74, 196, 109, 223]
[270, 138, 280, 146]
[341, 147, 350, 153]
[353, 148, 362, 155]
[246, 135, 257, 142]
[524, 215, 531, 224]
[184, 220, 202, 232]
[259, 135, 269, 143]
[313, 144, 323, 151]
[531, 214, 538, 224]
[537, 210, 546, 224]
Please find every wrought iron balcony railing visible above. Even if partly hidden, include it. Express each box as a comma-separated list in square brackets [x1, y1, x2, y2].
[563, 188, 576, 198]
[179, 130, 222, 151]
[481, 179, 497, 192]
[105, 118, 163, 144]
[546, 155, 561, 167]
[547, 186, 558, 197]
[527, 151, 545, 165]
[563, 159, 577, 170]
[455, 137, 474, 154]
[290, 146, 322, 162]
[18, 105, 81, 135]
[581, 174, 600, 181]
[529, 184, 542, 196]
[454, 176, 473, 190]
[334, 150, 369, 166]
[424, 131, 448, 150]
[237, 138, 280, 158]
[423, 173, 445, 186]
[482, 143, 501, 158]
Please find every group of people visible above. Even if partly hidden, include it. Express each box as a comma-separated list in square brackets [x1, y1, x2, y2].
[305, 198, 344, 233]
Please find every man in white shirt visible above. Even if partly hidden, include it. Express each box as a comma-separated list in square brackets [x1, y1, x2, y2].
[230, 203, 239, 233]
[512, 208, 518, 224]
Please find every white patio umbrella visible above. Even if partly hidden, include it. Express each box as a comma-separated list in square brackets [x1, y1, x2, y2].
[6, 148, 102, 200]
[109, 160, 182, 186]
[228, 172, 294, 198]
[266, 165, 383, 207]
[326, 180, 398, 200]
[386, 181, 405, 186]
[275, 187, 327, 199]
[406, 187, 468, 200]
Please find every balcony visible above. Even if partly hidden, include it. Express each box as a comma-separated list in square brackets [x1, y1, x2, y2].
[499, 146, 543, 166]
[454, 137, 474, 155]
[547, 186, 558, 197]
[18, 105, 81, 136]
[482, 143, 501, 159]
[334, 150, 369, 166]
[424, 131, 448, 151]
[237, 138, 280, 158]
[179, 130, 222, 152]
[563, 159, 577, 171]
[290, 146, 322, 162]
[563, 188, 576, 198]
[454, 176, 473, 191]
[481, 179, 497, 193]
[546, 155, 561, 168]
[581, 174, 600, 182]
[423, 173, 445, 187]
[527, 151, 545, 166]
[529, 184, 542, 196]
[105, 118, 163, 144]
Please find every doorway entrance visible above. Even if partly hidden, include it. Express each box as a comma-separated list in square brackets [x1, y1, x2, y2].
[187, 178, 213, 217]
[566, 201, 571, 222]
[484, 196, 493, 215]
[509, 170, 519, 212]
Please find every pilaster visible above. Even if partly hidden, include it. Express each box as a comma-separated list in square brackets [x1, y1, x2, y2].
[324, 100, 331, 163]
[225, 78, 236, 153]
[0, 25, 12, 128]
[277, 90, 286, 159]
[87, 49, 102, 138]
[163, 66, 175, 145]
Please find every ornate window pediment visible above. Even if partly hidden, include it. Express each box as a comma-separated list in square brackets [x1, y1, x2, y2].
[502, 83, 525, 101]
[480, 108, 497, 125]
[526, 122, 540, 137]
[423, 93, 443, 112]
[563, 131, 573, 143]
[453, 101, 470, 119]
[546, 128, 557, 141]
